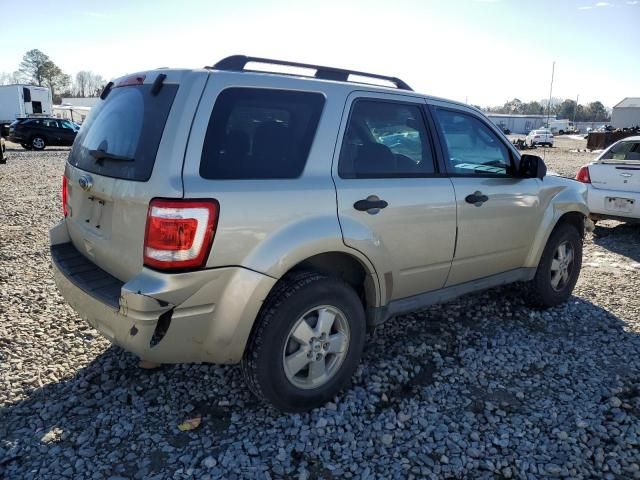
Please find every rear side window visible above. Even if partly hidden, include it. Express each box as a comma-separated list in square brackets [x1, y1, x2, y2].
[338, 99, 436, 178]
[68, 84, 178, 181]
[200, 88, 325, 179]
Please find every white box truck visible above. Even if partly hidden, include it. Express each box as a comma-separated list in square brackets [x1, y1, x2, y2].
[544, 119, 578, 135]
[0, 84, 53, 134]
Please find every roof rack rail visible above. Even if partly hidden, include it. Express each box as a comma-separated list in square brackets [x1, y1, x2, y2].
[208, 55, 413, 91]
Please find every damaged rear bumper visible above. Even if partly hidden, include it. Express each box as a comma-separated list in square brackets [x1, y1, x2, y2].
[49, 222, 276, 364]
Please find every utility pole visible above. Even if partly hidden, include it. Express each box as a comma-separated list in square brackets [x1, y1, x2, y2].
[546, 61, 555, 128]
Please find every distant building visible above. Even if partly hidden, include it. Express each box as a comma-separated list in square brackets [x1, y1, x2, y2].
[53, 97, 99, 124]
[53, 105, 91, 124]
[485, 113, 546, 134]
[611, 98, 640, 129]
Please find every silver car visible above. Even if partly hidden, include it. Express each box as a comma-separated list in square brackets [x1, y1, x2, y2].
[50, 56, 589, 411]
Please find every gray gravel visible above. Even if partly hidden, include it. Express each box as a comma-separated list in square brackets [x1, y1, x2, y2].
[1, 147, 640, 479]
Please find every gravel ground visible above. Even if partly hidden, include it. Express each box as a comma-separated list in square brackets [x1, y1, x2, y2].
[1, 143, 639, 480]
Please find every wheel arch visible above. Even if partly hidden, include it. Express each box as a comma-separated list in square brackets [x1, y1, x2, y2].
[288, 251, 378, 313]
[525, 199, 588, 269]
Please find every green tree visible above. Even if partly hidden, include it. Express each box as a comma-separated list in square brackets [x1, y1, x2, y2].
[586, 101, 609, 122]
[18, 49, 51, 86]
[557, 99, 577, 120]
[18, 49, 71, 103]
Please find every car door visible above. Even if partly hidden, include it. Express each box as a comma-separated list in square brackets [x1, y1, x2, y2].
[333, 92, 457, 302]
[58, 119, 78, 145]
[42, 119, 61, 145]
[430, 104, 544, 286]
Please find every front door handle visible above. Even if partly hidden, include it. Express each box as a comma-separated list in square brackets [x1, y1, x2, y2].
[354, 195, 388, 213]
[465, 191, 489, 206]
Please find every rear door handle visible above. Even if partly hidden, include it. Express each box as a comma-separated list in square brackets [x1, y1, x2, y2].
[465, 191, 489, 206]
[354, 195, 388, 213]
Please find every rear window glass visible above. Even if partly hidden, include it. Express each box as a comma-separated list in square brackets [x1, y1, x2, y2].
[602, 141, 640, 162]
[200, 88, 325, 179]
[68, 83, 178, 181]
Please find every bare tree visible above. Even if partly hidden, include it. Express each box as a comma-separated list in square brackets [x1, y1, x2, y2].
[0, 72, 24, 85]
[74, 71, 106, 97]
[75, 71, 90, 97]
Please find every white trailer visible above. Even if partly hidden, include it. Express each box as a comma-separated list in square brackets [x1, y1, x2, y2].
[0, 84, 53, 126]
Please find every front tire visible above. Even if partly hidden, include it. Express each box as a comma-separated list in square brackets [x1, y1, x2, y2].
[241, 271, 366, 412]
[526, 223, 582, 308]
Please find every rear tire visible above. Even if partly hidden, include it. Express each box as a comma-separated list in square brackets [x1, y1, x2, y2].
[31, 136, 46, 151]
[241, 271, 366, 412]
[525, 223, 582, 308]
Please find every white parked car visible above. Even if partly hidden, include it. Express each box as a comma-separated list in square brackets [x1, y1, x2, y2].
[575, 136, 640, 223]
[526, 129, 554, 147]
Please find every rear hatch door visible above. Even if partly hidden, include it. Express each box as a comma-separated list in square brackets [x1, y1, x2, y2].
[64, 70, 208, 282]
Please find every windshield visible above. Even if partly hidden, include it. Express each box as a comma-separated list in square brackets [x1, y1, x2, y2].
[68, 83, 178, 181]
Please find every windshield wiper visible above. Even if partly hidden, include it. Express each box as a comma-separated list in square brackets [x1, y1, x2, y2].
[89, 149, 134, 163]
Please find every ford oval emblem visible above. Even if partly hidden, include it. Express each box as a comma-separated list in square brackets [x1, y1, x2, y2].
[78, 174, 93, 191]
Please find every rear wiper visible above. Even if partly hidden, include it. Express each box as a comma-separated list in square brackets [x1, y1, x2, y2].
[89, 149, 134, 163]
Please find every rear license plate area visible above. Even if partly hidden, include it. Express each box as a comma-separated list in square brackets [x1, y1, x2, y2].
[83, 195, 108, 231]
[605, 197, 634, 213]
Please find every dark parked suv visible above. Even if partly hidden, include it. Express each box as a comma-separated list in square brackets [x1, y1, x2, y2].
[9, 117, 79, 150]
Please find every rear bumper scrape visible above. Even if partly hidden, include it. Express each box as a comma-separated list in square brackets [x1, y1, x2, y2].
[50, 221, 276, 364]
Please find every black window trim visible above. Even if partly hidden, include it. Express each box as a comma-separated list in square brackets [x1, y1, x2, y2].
[337, 96, 444, 180]
[429, 104, 520, 179]
[199, 86, 327, 181]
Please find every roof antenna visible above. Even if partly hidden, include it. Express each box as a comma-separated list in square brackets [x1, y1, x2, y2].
[544, 61, 555, 163]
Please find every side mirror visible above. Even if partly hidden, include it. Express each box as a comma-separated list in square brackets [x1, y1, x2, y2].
[519, 154, 547, 180]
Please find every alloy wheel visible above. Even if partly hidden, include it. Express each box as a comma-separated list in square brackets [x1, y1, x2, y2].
[550, 241, 574, 291]
[282, 305, 350, 389]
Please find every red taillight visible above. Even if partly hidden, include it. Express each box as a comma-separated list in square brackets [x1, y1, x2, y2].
[576, 165, 591, 183]
[62, 176, 68, 217]
[116, 74, 146, 87]
[143, 199, 219, 270]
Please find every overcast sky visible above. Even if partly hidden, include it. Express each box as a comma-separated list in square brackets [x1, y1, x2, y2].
[1, 0, 638, 107]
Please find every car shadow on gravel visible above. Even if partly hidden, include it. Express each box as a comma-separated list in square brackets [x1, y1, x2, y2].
[2, 287, 640, 478]
[592, 222, 640, 262]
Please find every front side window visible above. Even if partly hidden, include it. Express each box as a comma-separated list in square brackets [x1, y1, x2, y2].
[435, 109, 512, 176]
[338, 99, 436, 178]
[200, 88, 325, 180]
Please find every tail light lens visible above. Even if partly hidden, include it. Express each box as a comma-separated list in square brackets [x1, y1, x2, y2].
[62, 176, 69, 217]
[143, 199, 219, 270]
[576, 165, 591, 183]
